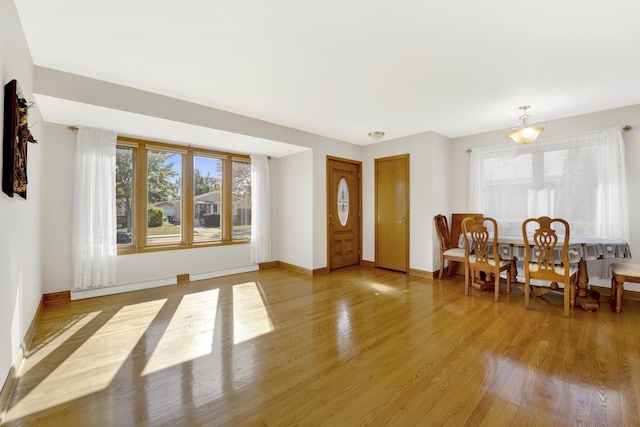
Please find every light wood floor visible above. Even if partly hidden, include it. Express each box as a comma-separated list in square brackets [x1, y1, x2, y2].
[2, 266, 640, 426]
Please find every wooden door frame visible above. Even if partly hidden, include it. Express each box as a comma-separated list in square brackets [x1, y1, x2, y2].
[326, 156, 363, 272]
[374, 154, 410, 272]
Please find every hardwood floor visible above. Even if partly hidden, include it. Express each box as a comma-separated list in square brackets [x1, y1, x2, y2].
[2, 266, 640, 426]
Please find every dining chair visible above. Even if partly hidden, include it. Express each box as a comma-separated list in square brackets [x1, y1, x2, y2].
[522, 216, 578, 318]
[434, 214, 466, 279]
[610, 262, 640, 313]
[461, 216, 514, 301]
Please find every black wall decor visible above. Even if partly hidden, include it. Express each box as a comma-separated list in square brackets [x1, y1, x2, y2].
[3, 79, 37, 199]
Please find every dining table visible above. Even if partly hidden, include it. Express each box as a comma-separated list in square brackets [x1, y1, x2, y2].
[458, 232, 632, 311]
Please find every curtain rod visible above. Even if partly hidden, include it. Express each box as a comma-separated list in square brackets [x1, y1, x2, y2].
[71, 124, 633, 137]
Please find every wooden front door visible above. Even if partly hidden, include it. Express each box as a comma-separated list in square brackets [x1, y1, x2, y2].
[375, 154, 409, 272]
[327, 157, 361, 270]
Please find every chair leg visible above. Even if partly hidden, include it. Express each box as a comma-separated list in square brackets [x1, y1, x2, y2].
[613, 276, 624, 314]
[506, 268, 512, 294]
[465, 266, 470, 296]
[563, 280, 570, 318]
[494, 270, 500, 302]
[525, 278, 530, 310]
[447, 260, 454, 277]
[439, 255, 444, 279]
[610, 276, 616, 305]
[569, 279, 574, 307]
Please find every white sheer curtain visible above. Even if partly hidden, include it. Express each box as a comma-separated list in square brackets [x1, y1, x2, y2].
[468, 127, 629, 241]
[250, 154, 271, 263]
[72, 127, 117, 290]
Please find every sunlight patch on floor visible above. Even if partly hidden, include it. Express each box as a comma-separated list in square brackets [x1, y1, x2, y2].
[20, 311, 102, 377]
[4, 299, 165, 422]
[142, 289, 219, 376]
[366, 281, 402, 295]
[233, 282, 273, 345]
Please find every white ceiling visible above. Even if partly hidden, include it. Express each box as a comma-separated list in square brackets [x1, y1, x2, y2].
[14, 0, 640, 149]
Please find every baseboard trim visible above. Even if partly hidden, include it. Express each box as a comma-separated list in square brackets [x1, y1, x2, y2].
[591, 284, 640, 302]
[44, 291, 71, 304]
[0, 295, 45, 423]
[0, 354, 20, 425]
[259, 261, 279, 270]
[264, 260, 378, 276]
[410, 268, 435, 279]
[277, 261, 313, 276]
[313, 267, 330, 275]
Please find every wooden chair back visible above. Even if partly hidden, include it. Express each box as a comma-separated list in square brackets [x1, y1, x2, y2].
[434, 214, 453, 251]
[522, 216, 571, 283]
[434, 214, 470, 279]
[522, 216, 574, 317]
[461, 216, 514, 301]
[450, 213, 483, 252]
[462, 216, 499, 266]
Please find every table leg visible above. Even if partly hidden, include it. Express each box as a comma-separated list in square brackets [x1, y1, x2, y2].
[473, 271, 491, 291]
[575, 259, 600, 312]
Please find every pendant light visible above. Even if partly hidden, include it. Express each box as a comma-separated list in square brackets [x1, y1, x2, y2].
[508, 105, 545, 144]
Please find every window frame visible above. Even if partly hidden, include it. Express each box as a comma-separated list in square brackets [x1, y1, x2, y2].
[117, 136, 251, 255]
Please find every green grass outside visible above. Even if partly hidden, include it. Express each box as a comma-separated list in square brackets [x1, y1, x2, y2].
[146, 222, 250, 236]
[146, 222, 181, 236]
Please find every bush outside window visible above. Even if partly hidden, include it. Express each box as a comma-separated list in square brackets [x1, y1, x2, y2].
[116, 137, 251, 253]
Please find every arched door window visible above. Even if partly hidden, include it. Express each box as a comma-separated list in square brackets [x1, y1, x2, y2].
[337, 177, 349, 226]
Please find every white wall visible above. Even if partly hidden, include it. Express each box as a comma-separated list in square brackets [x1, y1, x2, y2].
[429, 132, 452, 268]
[449, 105, 640, 289]
[273, 150, 314, 269]
[41, 122, 73, 293]
[0, 0, 43, 390]
[361, 131, 450, 272]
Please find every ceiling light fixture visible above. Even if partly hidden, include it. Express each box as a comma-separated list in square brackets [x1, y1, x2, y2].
[507, 105, 545, 144]
[368, 131, 385, 141]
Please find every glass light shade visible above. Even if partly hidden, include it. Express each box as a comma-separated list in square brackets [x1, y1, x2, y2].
[508, 126, 544, 144]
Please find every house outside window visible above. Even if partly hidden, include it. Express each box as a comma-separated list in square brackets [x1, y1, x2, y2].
[115, 137, 251, 253]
